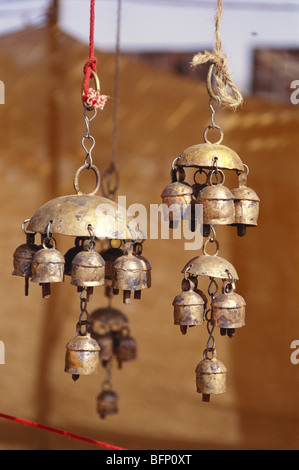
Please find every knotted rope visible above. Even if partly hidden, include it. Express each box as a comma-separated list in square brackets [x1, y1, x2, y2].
[192, 0, 243, 110]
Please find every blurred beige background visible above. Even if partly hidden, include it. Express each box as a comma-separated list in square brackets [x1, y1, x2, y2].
[0, 24, 298, 450]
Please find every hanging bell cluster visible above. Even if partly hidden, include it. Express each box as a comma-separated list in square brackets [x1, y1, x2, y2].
[89, 305, 137, 419]
[162, 78, 260, 402]
[161, 139, 260, 237]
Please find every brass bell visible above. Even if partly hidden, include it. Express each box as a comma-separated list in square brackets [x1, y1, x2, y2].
[195, 350, 227, 402]
[65, 322, 100, 381]
[71, 240, 105, 301]
[112, 241, 151, 304]
[31, 240, 65, 298]
[172, 278, 206, 335]
[161, 167, 193, 228]
[212, 281, 246, 338]
[101, 241, 123, 297]
[132, 241, 151, 300]
[231, 167, 260, 237]
[197, 169, 235, 226]
[113, 327, 137, 369]
[89, 306, 129, 338]
[97, 389, 118, 419]
[12, 232, 40, 296]
[96, 334, 114, 367]
[64, 237, 87, 276]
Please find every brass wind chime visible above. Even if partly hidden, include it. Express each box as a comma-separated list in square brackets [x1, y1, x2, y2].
[161, 0, 260, 402]
[12, 0, 151, 419]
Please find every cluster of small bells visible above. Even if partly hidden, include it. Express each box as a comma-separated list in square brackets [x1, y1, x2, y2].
[12, 190, 151, 419]
[161, 138, 260, 402]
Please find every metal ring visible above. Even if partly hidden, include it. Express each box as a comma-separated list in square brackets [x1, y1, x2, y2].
[73, 164, 101, 196]
[22, 219, 33, 235]
[203, 125, 224, 145]
[184, 265, 191, 281]
[172, 157, 180, 171]
[203, 238, 220, 257]
[209, 168, 225, 186]
[193, 169, 208, 185]
[207, 64, 219, 101]
[81, 70, 101, 111]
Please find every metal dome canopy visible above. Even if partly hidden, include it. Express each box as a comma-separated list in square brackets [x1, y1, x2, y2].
[176, 143, 244, 171]
[182, 254, 239, 280]
[27, 194, 136, 240]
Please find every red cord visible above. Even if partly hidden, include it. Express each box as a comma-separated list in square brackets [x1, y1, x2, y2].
[82, 0, 108, 110]
[0, 413, 126, 450]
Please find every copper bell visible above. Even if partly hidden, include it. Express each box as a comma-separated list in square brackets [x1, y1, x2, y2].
[97, 389, 118, 419]
[172, 278, 206, 335]
[195, 350, 227, 402]
[212, 281, 246, 338]
[114, 327, 137, 369]
[231, 167, 260, 237]
[31, 240, 65, 298]
[71, 240, 105, 301]
[112, 241, 151, 304]
[65, 322, 100, 381]
[197, 170, 235, 226]
[161, 167, 193, 228]
[12, 232, 40, 296]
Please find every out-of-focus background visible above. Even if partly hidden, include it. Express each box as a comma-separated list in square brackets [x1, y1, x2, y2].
[0, 0, 299, 450]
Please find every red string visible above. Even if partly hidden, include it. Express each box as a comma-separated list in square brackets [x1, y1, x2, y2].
[83, 0, 97, 97]
[0, 413, 126, 450]
[82, 0, 108, 110]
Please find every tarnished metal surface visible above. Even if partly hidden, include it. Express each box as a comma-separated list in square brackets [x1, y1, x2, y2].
[12, 242, 40, 278]
[212, 292, 246, 329]
[112, 245, 151, 303]
[27, 194, 136, 239]
[89, 306, 129, 336]
[97, 390, 118, 419]
[71, 250, 105, 287]
[231, 170, 260, 226]
[173, 289, 206, 326]
[114, 330, 137, 369]
[198, 184, 235, 225]
[101, 246, 123, 280]
[31, 247, 65, 283]
[96, 334, 114, 366]
[195, 355, 227, 397]
[177, 143, 244, 171]
[65, 333, 100, 376]
[161, 181, 193, 222]
[182, 254, 239, 280]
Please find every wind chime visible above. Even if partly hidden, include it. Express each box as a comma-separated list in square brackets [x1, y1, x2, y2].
[12, 0, 151, 415]
[161, 0, 259, 402]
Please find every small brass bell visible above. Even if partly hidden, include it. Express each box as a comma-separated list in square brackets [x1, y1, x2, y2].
[132, 242, 151, 300]
[97, 389, 118, 419]
[172, 278, 206, 335]
[31, 240, 65, 298]
[12, 232, 40, 296]
[231, 168, 260, 237]
[96, 334, 114, 367]
[114, 327, 137, 369]
[65, 322, 100, 381]
[195, 350, 227, 402]
[212, 281, 246, 338]
[161, 167, 193, 228]
[64, 237, 87, 276]
[90, 306, 129, 338]
[71, 240, 105, 301]
[112, 241, 151, 304]
[101, 241, 123, 297]
[197, 170, 235, 226]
